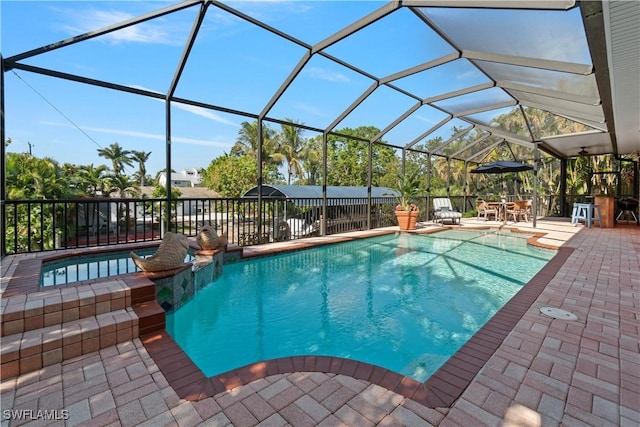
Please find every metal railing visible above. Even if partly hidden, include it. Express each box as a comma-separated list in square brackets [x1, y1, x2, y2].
[2, 196, 399, 255]
[2, 193, 584, 256]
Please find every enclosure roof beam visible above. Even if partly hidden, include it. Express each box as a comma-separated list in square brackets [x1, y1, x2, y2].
[465, 139, 504, 162]
[404, 115, 452, 150]
[4, 0, 201, 65]
[463, 50, 593, 75]
[433, 125, 475, 155]
[449, 133, 491, 159]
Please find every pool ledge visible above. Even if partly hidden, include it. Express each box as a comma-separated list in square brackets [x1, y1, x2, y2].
[140, 245, 574, 408]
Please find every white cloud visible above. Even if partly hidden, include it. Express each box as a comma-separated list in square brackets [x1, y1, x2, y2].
[128, 85, 240, 127]
[304, 66, 350, 83]
[412, 114, 441, 125]
[173, 103, 239, 127]
[58, 7, 183, 45]
[42, 121, 233, 149]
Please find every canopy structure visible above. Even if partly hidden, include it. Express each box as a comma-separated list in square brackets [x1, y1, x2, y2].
[2, 0, 638, 166]
[2, 1, 638, 233]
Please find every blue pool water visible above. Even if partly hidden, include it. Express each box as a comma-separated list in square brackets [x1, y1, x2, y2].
[41, 248, 194, 286]
[166, 230, 555, 381]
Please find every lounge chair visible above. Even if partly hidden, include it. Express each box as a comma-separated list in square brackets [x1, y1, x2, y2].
[432, 198, 462, 225]
[476, 200, 497, 221]
[286, 218, 319, 239]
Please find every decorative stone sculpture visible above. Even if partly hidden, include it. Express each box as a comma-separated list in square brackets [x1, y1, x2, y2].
[196, 225, 219, 250]
[130, 232, 189, 272]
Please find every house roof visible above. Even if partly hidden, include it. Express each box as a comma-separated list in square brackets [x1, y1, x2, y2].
[243, 185, 398, 199]
[242, 185, 398, 206]
[139, 186, 219, 199]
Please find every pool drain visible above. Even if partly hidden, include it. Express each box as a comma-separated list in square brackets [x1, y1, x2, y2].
[540, 307, 578, 321]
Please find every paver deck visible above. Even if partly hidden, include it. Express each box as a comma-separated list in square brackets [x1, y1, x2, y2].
[1, 218, 638, 426]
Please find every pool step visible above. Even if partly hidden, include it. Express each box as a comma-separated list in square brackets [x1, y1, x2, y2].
[0, 308, 138, 380]
[0, 274, 162, 380]
[132, 301, 165, 336]
[0, 279, 131, 337]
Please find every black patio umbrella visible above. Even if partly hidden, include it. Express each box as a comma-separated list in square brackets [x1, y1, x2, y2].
[470, 159, 538, 228]
[470, 160, 533, 174]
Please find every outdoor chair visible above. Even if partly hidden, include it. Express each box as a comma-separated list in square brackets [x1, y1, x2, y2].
[286, 218, 319, 239]
[273, 221, 291, 241]
[476, 200, 498, 221]
[432, 198, 462, 225]
[507, 200, 531, 222]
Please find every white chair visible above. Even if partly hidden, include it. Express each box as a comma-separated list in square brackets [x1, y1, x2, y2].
[432, 198, 462, 225]
[286, 218, 319, 238]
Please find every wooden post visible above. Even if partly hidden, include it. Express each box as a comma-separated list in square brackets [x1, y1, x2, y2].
[594, 196, 615, 228]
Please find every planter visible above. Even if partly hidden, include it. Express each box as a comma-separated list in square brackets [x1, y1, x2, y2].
[395, 210, 419, 230]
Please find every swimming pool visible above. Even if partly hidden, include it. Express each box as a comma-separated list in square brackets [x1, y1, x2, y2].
[40, 248, 194, 286]
[166, 230, 555, 381]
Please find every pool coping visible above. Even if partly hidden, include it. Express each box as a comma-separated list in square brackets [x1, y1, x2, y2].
[139, 228, 572, 408]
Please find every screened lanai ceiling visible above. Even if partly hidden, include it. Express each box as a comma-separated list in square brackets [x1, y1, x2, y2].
[2, 0, 639, 163]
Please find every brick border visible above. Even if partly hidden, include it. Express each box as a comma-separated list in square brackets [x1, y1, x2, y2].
[141, 245, 574, 408]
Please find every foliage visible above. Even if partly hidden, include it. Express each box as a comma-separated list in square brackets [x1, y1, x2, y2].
[130, 150, 152, 186]
[278, 118, 306, 185]
[97, 142, 134, 176]
[394, 168, 421, 211]
[4, 153, 76, 250]
[106, 174, 139, 197]
[5, 153, 78, 200]
[300, 135, 322, 185]
[202, 154, 258, 198]
[325, 126, 397, 186]
[151, 184, 182, 199]
[230, 121, 283, 182]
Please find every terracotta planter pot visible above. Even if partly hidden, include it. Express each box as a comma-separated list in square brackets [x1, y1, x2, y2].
[395, 210, 419, 230]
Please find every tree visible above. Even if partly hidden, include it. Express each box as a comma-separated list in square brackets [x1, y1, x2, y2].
[326, 126, 397, 187]
[202, 154, 257, 198]
[300, 135, 322, 185]
[130, 150, 151, 187]
[4, 153, 78, 250]
[231, 121, 283, 182]
[106, 174, 138, 198]
[278, 119, 306, 184]
[97, 142, 133, 176]
[76, 164, 110, 196]
[5, 153, 75, 200]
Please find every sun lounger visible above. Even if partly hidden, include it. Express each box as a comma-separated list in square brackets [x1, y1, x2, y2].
[433, 198, 462, 225]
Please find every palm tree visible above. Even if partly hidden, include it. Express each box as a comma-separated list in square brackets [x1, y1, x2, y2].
[106, 174, 138, 198]
[300, 135, 322, 185]
[97, 142, 133, 176]
[231, 121, 283, 180]
[130, 150, 151, 187]
[77, 164, 110, 196]
[278, 119, 305, 184]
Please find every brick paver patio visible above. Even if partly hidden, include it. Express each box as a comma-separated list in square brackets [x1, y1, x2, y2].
[1, 219, 638, 426]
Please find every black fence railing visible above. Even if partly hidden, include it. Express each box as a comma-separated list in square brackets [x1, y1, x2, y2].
[2, 193, 588, 256]
[2, 196, 400, 255]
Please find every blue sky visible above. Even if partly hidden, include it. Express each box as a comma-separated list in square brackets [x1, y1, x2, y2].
[2, 1, 592, 176]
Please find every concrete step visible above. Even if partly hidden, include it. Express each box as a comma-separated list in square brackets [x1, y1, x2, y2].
[1, 279, 131, 337]
[0, 308, 138, 380]
[133, 301, 166, 336]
